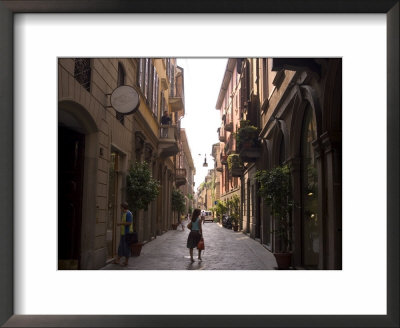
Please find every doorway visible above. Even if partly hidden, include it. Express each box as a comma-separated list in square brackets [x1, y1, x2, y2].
[58, 126, 85, 269]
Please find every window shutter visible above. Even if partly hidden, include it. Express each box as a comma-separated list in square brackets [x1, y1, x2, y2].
[170, 64, 175, 97]
[152, 68, 157, 115]
[144, 59, 149, 101]
[154, 71, 159, 117]
[147, 62, 153, 106]
[166, 58, 170, 82]
[138, 59, 144, 90]
[160, 93, 165, 119]
[240, 75, 244, 113]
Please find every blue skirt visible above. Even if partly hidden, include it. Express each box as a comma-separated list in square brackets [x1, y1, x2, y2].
[118, 235, 131, 258]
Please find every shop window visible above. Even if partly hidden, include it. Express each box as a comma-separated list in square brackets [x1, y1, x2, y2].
[301, 106, 319, 268]
[107, 151, 120, 260]
[279, 136, 285, 165]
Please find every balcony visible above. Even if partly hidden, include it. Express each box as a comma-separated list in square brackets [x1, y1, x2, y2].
[216, 162, 223, 172]
[169, 69, 185, 113]
[239, 143, 261, 162]
[218, 126, 226, 142]
[175, 168, 187, 187]
[158, 124, 179, 158]
[220, 153, 228, 165]
[225, 134, 234, 155]
[228, 154, 243, 177]
[224, 115, 233, 132]
[169, 95, 184, 112]
[237, 122, 261, 162]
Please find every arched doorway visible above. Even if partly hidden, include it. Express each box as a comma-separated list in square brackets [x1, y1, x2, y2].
[58, 100, 98, 269]
[300, 105, 320, 268]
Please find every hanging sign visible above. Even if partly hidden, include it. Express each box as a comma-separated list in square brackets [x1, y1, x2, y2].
[110, 85, 140, 115]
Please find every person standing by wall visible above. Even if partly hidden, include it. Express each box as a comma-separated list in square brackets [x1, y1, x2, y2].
[186, 208, 203, 262]
[113, 201, 133, 267]
[160, 111, 171, 138]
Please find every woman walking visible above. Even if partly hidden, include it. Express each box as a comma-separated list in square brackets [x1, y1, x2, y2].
[186, 208, 203, 262]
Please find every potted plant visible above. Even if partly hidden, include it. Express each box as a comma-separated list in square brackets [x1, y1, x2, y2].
[235, 120, 261, 162]
[227, 154, 243, 177]
[126, 161, 160, 256]
[227, 194, 240, 231]
[214, 200, 228, 224]
[255, 164, 293, 269]
[171, 189, 186, 229]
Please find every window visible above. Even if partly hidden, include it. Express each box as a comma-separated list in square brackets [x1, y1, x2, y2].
[279, 135, 285, 165]
[301, 105, 319, 268]
[144, 59, 149, 101]
[74, 58, 91, 91]
[117, 62, 125, 87]
[147, 61, 153, 107]
[160, 93, 166, 119]
[262, 58, 268, 102]
[138, 58, 145, 91]
[152, 68, 159, 117]
[169, 64, 175, 97]
[166, 58, 171, 83]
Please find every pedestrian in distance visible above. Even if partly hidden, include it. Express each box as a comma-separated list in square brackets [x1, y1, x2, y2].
[186, 208, 203, 262]
[179, 215, 185, 231]
[113, 201, 134, 267]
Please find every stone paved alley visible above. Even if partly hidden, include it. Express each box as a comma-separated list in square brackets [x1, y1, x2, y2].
[102, 220, 278, 270]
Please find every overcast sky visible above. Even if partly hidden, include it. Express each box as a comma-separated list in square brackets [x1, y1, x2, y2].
[177, 58, 227, 190]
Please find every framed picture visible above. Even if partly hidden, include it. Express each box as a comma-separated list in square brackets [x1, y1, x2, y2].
[1, 1, 398, 327]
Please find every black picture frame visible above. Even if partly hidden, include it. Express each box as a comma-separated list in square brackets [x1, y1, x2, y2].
[0, 1, 398, 327]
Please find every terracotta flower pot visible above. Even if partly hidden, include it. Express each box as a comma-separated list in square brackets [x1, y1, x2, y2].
[273, 253, 292, 270]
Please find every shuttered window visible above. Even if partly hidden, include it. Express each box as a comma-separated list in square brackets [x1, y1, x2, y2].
[138, 58, 144, 91]
[152, 69, 159, 117]
[169, 64, 175, 97]
[262, 58, 268, 103]
[160, 93, 165, 120]
[144, 59, 149, 101]
[147, 61, 154, 107]
[166, 58, 171, 84]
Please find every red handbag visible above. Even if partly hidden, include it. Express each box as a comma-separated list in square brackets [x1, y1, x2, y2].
[197, 237, 205, 250]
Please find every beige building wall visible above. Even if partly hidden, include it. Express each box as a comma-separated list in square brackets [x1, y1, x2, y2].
[58, 57, 185, 269]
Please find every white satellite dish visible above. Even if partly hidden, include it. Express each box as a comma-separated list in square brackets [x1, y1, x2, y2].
[110, 85, 140, 115]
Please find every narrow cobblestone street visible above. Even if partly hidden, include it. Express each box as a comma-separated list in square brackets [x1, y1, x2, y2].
[101, 219, 277, 270]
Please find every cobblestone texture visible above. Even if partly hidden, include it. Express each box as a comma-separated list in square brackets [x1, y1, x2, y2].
[101, 219, 278, 270]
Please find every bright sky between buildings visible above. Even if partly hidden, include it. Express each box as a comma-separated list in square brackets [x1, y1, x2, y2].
[178, 58, 227, 190]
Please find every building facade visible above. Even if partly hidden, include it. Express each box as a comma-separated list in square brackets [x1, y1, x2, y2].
[177, 128, 196, 215]
[215, 59, 242, 208]
[58, 58, 190, 269]
[214, 58, 342, 270]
